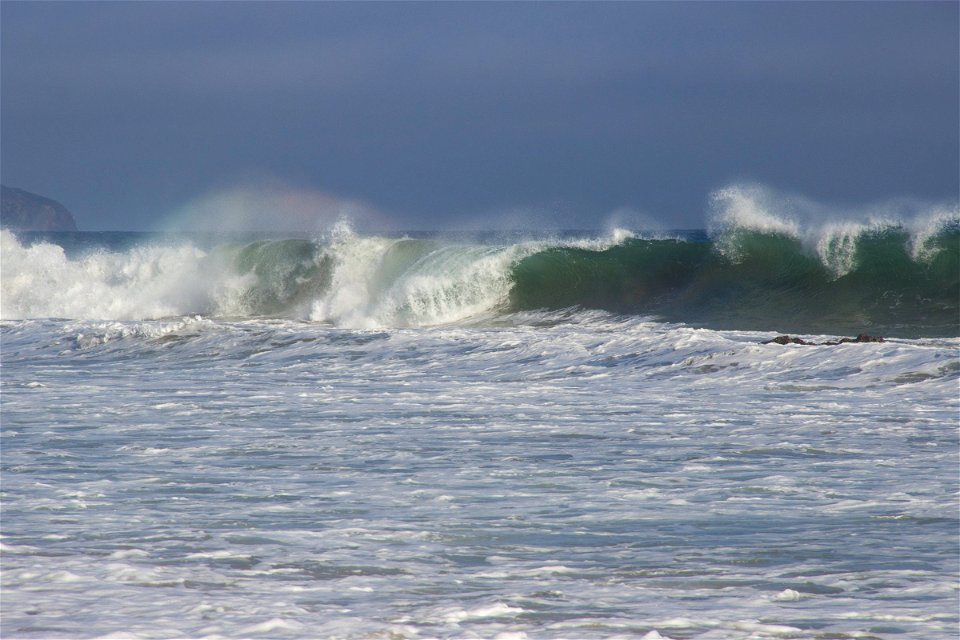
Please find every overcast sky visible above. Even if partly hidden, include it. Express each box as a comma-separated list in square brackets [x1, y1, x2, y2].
[2, 1, 957, 231]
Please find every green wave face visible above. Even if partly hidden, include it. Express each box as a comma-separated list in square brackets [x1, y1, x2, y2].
[6, 218, 954, 334]
[228, 238, 334, 316]
[509, 239, 713, 312]
[509, 228, 959, 338]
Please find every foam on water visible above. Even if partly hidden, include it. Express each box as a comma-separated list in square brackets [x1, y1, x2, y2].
[1, 310, 957, 638]
[2, 200, 957, 636]
[1, 229, 219, 319]
[307, 226, 538, 328]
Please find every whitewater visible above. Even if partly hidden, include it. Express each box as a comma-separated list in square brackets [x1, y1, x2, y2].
[2, 192, 958, 639]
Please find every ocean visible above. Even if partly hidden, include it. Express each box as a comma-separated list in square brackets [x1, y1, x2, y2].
[1, 206, 958, 639]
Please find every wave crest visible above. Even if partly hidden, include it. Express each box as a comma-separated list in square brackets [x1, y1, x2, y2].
[709, 184, 958, 278]
[2, 189, 957, 337]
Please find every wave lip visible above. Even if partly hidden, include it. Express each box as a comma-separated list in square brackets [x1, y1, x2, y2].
[511, 195, 959, 337]
[709, 184, 958, 274]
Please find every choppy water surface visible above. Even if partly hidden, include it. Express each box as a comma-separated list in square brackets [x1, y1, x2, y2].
[3, 195, 959, 638]
[2, 314, 957, 639]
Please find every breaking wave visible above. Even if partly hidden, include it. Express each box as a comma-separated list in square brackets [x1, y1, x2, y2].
[2, 192, 957, 337]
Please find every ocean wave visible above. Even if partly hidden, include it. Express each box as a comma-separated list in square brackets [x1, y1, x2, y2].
[2, 196, 957, 336]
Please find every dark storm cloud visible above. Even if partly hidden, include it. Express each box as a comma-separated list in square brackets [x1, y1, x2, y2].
[2, 1, 957, 230]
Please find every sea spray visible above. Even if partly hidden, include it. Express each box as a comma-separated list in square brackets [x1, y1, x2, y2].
[308, 223, 537, 327]
[2, 203, 957, 336]
[709, 184, 958, 275]
[0, 229, 222, 320]
[308, 228, 401, 327]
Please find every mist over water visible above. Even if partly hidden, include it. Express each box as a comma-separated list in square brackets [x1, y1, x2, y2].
[158, 183, 387, 235]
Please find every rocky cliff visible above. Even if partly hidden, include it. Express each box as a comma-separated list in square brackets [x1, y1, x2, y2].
[1, 185, 79, 231]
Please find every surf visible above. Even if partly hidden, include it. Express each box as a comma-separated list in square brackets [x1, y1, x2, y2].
[2, 191, 957, 337]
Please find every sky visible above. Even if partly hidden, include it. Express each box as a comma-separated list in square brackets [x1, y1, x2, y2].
[1, 1, 958, 232]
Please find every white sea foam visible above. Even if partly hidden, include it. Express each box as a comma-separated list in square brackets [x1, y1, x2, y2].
[0, 227, 538, 326]
[308, 224, 536, 327]
[442, 602, 525, 622]
[772, 588, 803, 601]
[0, 230, 241, 320]
[641, 632, 676, 640]
[2, 311, 956, 639]
[239, 617, 306, 634]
